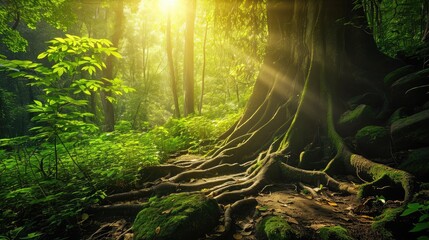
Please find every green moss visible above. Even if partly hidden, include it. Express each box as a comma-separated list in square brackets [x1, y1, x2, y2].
[256, 216, 297, 240]
[339, 105, 374, 125]
[319, 225, 354, 240]
[133, 193, 220, 240]
[338, 104, 376, 135]
[372, 207, 405, 240]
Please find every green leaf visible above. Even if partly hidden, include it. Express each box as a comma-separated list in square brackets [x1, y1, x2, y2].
[54, 37, 66, 43]
[420, 214, 429, 222]
[34, 100, 43, 106]
[21, 232, 43, 239]
[401, 203, 423, 216]
[37, 52, 48, 59]
[410, 222, 429, 233]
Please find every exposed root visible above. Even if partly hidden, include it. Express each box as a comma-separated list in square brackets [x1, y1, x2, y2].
[324, 91, 415, 202]
[107, 177, 237, 203]
[279, 161, 358, 195]
[214, 158, 280, 203]
[349, 154, 415, 202]
[138, 164, 186, 183]
[222, 198, 258, 238]
[169, 163, 246, 182]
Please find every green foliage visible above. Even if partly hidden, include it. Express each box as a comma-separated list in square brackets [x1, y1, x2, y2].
[0, 113, 232, 239]
[1, 35, 132, 141]
[0, 0, 73, 52]
[401, 202, 429, 238]
[360, 0, 425, 56]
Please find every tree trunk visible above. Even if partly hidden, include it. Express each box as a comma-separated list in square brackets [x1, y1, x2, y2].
[198, 20, 208, 115]
[183, 0, 196, 116]
[166, 14, 181, 118]
[102, 0, 124, 132]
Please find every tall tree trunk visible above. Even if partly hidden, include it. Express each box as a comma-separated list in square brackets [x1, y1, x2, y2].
[183, 0, 196, 116]
[198, 20, 208, 115]
[102, 0, 124, 132]
[166, 14, 181, 118]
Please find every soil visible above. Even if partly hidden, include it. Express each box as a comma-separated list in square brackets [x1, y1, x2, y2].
[82, 156, 404, 240]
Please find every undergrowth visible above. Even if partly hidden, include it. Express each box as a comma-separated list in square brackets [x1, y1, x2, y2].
[0, 114, 238, 240]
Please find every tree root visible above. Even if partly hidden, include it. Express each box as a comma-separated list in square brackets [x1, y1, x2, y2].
[169, 163, 246, 182]
[221, 198, 258, 238]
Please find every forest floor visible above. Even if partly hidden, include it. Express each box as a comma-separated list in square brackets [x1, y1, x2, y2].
[82, 154, 402, 240]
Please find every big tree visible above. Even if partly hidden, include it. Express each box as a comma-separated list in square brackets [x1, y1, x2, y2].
[100, 0, 417, 237]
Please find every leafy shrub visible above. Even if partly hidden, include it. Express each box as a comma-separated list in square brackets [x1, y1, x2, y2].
[401, 202, 429, 240]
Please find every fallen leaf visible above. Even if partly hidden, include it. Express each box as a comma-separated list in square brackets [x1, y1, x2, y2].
[240, 230, 252, 236]
[233, 233, 243, 239]
[124, 233, 133, 240]
[328, 201, 338, 207]
[162, 209, 172, 215]
[286, 217, 299, 225]
[261, 211, 271, 216]
[216, 225, 225, 233]
[309, 224, 328, 230]
[155, 226, 161, 234]
[237, 222, 253, 230]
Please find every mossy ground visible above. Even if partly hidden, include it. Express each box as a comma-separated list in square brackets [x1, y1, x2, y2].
[319, 225, 354, 240]
[256, 216, 297, 240]
[133, 193, 220, 240]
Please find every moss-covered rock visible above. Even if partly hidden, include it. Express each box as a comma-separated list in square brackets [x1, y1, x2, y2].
[391, 68, 429, 107]
[384, 65, 417, 86]
[355, 125, 390, 158]
[398, 147, 429, 182]
[387, 108, 408, 125]
[133, 193, 220, 240]
[390, 109, 429, 150]
[256, 216, 298, 240]
[338, 104, 377, 136]
[318, 225, 354, 240]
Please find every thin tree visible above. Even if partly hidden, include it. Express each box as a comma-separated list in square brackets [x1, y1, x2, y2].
[102, 0, 124, 131]
[183, 0, 196, 116]
[166, 8, 181, 118]
[198, 19, 209, 114]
